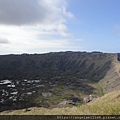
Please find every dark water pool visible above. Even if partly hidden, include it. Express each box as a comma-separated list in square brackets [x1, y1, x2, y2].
[71, 98, 80, 103]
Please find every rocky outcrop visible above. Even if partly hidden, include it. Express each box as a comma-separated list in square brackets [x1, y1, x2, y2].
[42, 92, 52, 97]
[83, 95, 98, 104]
[58, 101, 69, 105]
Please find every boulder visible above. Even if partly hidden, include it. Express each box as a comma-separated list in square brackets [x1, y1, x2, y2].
[42, 92, 52, 97]
[83, 95, 99, 104]
[59, 101, 69, 105]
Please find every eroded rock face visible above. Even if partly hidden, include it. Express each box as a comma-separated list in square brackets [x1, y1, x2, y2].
[0, 52, 113, 81]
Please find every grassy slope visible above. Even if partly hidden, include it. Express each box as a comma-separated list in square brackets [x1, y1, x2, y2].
[1, 90, 120, 115]
[100, 54, 120, 93]
[95, 83, 104, 96]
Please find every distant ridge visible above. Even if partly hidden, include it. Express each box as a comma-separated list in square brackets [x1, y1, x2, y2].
[0, 51, 113, 80]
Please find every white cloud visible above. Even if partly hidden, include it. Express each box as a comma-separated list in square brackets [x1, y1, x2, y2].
[0, 0, 73, 36]
[0, 0, 83, 54]
[0, 0, 72, 26]
[0, 0, 55, 25]
[0, 37, 9, 44]
[57, 24, 69, 37]
[0, 25, 83, 54]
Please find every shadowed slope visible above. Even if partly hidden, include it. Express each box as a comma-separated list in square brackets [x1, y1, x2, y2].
[0, 52, 114, 81]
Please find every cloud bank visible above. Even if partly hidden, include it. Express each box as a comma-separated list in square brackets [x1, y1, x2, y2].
[0, 0, 83, 54]
[0, 0, 72, 26]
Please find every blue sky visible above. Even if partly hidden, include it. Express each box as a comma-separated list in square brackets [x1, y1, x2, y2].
[67, 0, 120, 53]
[0, 0, 120, 54]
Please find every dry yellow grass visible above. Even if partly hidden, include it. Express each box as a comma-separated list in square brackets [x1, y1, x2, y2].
[79, 90, 120, 115]
[0, 90, 120, 115]
[100, 55, 120, 93]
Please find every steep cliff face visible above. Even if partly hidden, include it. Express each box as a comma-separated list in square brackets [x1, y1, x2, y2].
[0, 52, 114, 81]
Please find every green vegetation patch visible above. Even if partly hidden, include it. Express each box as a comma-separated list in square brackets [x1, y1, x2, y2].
[95, 83, 104, 96]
